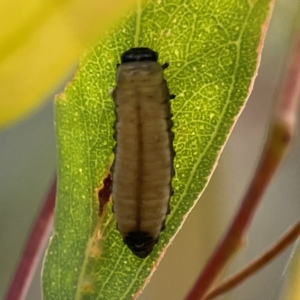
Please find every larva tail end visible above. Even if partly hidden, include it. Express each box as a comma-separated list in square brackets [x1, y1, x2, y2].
[123, 231, 159, 258]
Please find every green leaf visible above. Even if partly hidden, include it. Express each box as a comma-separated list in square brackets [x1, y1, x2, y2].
[280, 240, 300, 299]
[42, 0, 273, 299]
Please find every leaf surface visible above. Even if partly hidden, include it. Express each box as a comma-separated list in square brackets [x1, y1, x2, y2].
[42, 0, 273, 299]
[280, 239, 300, 299]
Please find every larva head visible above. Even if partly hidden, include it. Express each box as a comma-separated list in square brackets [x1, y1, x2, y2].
[121, 47, 158, 63]
[116, 47, 164, 87]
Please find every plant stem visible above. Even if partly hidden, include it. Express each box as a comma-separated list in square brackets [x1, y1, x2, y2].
[4, 178, 56, 300]
[204, 219, 300, 299]
[186, 9, 300, 300]
[186, 122, 290, 300]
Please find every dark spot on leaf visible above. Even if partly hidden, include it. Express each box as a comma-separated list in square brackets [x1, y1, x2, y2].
[98, 174, 112, 216]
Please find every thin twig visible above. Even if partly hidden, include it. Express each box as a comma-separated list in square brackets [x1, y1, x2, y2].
[186, 7, 300, 300]
[204, 219, 300, 299]
[185, 116, 291, 300]
[4, 178, 56, 300]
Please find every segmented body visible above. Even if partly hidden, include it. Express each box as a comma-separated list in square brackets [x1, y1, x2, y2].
[110, 48, 175, 258]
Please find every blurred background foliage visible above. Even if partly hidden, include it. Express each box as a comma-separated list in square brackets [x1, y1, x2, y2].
[1, 0, 300, 299]
[0, 0, 136, 128]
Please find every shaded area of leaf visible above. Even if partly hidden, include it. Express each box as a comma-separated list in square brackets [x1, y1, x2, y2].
[42, 0, 272, 299]
[281, 240, 300, 300]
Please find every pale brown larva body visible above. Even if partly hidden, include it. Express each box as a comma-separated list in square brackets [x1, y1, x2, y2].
[110, 48, 175, 258]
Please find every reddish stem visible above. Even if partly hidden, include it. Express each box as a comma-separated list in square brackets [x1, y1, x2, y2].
[205, 219, 300, 299]
[4, 178, 56, 300]
[186, 123, 289, 300]
[186, 8, 300, 300]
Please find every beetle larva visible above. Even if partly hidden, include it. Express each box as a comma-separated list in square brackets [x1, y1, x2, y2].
[110, 47, 175, 258]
